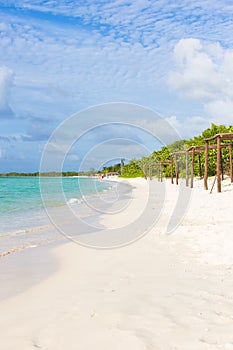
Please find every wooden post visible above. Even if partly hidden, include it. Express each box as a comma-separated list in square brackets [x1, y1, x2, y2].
[216, 136, 221, 192]
[198, 153, 202, 179]
[170, 155, 174, 184]
[204, 141, 209, 190]
[149, 166, 152, 180]
[175, 156, 179, 185]
[191, 148, 195, 188]
[185, 151, 189, 187]
[220, 148, 224, 181]
[229, 144, 233, 182]
[143, 164, 147, 180]
[159, 162, 162, 182]
[120, 158, 124, 175]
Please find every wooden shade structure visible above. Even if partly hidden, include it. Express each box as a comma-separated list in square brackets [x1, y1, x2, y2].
[147, 132, 233, 193]
[170, 151, 186, 185]
[204, 133, 233, 192]
[148, 163, 156, 180]
[171, 136, 233, 192]
[158, 160, 172, 182]
[148, 161, 172, 182]
[187, 143, 232, 190]
[171, 150, 202, 187]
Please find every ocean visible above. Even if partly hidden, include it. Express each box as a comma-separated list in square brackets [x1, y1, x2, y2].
[0, 176, 128, 255]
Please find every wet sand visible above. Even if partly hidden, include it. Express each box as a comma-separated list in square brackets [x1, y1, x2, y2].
[0, 241, 61, 301]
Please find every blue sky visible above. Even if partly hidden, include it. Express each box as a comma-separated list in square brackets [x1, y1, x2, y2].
[0, 0, 233, 172]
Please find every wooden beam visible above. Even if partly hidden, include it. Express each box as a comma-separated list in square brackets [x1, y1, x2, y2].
[187, 143, 231, 152]
[171, 151, 186, 156]
[216, 136, 221, 192]
[205, 132, 233, 142]
[160, 161, 171, 165]
[204, 141, 208, 190]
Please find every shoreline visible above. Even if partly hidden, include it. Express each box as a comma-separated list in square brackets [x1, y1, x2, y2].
[0, 176, 116, 237]
[0, 178, 132, 257]
[1, 177, 233, 348]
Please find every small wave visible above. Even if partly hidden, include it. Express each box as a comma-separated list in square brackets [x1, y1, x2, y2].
[67, 198, 81, 205]
[0, 238, 58, 259]
[103, 187, 113, 192]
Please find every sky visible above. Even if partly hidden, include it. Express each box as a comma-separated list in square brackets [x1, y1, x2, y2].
[0, 0, 233, 172]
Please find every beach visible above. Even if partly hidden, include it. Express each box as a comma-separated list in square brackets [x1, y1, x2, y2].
[1, 177, 233, 349]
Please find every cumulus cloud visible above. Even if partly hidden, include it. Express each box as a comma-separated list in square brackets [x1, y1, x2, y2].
[168, 38, 233, 123]
[204, 100, 233, 125]
[166, 115, 210, 139]
[21, 117, 56, 141]
[0, 66, 14, 118]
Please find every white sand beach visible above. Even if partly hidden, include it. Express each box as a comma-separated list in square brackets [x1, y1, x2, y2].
[1, 177, 233, 349]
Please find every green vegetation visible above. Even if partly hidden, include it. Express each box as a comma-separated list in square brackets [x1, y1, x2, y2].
[121, 159, 144, 178]
[102, 163, 121, 175]
[120, 123, 233, 179]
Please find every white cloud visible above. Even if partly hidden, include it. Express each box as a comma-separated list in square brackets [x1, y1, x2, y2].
[168, 38, 233, 123]
[0, 66, 14, 117]
[166, 115, 210, 139]
[1, 1, 233, 170]
[169, 39, 220, 99]
[4, 0, 233, 48]
[0, 11, 172, 121]
[204, 100, 233, 125]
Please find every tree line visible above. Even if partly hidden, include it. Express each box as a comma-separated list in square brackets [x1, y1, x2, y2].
[120, 123, 233, 178]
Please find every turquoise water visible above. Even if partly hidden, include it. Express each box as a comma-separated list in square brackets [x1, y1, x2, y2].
[0, 176, 133, 256]
[0, 176, 112, 235]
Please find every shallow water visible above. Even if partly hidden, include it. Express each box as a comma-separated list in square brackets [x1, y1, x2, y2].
[0, 177, 111, 234]
[0, 177, 132, 255]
